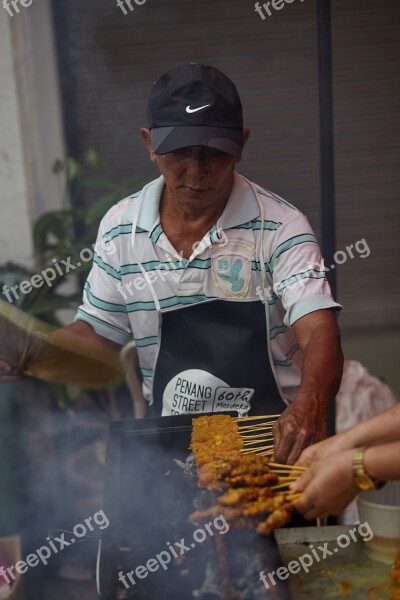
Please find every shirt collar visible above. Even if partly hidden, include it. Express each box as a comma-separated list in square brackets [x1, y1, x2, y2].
[136, 171, 260, 234]
[218, 172, 260, 229]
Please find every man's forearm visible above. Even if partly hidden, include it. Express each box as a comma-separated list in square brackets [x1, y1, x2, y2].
[49, 321, 122, 352]
[25, 320, 124, 387]
[273, 310, 343, 463]
[295, 319, 343, 410]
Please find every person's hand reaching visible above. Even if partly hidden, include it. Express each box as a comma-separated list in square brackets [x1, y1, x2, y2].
[290, 449, 358, 519]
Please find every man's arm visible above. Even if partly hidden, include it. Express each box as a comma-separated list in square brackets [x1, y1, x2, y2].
[0, 321, 124, 387]
[35, 321, 124, 386]
[49, 321, 122, 351]
[272, 309, 343, 464]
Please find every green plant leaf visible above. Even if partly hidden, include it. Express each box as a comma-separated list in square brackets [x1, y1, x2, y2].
[65, 158, 82, 182]
[84, 148, 102, 169]
[52, 159, 64, 174]
[33, 211, 75, 260]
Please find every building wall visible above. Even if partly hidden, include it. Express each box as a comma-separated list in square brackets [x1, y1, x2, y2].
[0, 0, 66, 268]
[0, 12, 33, 266]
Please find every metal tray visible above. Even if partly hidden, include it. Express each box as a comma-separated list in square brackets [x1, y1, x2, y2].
[274, 526, 393, 599]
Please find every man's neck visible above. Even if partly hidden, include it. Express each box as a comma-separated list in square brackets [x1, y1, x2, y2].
[159, 186, 231, 259]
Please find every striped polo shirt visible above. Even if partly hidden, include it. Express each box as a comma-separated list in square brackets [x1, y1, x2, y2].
[75, 172, 341, 407]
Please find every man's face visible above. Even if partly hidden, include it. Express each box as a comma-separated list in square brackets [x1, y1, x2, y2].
[140, 129, 249, 208]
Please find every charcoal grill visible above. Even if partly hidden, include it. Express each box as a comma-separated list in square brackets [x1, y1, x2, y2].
[97, 415, 292, 599]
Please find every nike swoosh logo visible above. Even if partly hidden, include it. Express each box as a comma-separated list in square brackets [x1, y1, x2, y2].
[186, 104, 211, 114]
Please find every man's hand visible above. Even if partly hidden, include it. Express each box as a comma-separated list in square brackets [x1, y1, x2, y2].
[290, 449, 357, 519]
[272, 395, 327, 464]
[0, 359, 25, 383]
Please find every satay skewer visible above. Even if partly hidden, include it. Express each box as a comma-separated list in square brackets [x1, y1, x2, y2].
[271, 479, 298, 491]
[268, 462, 307, 471]
[235, 414, 281, 421]
[242, 440, 275, 448]
[269, 469, 304, 475]
[283, 493, 302, 502]
[241, 432, 275, 440]
[190, 414, 304, 536]
[237, 423, 276, 431]
[241, 444, 274, 454]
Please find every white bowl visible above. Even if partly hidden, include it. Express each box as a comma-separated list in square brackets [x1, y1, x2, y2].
[357, 482, 400, 564]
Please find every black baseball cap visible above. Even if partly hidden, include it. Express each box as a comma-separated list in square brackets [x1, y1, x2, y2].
[147, 63, 244, 157]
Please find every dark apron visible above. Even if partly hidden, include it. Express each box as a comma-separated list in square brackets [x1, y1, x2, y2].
[148, 298, 314, 528]
[149, 299, 286, 417]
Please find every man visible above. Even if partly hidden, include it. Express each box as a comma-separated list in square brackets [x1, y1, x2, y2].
[0, 63, 343, 464]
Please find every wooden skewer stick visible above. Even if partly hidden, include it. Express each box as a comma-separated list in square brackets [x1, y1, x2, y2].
[242, 442, 275, 447]
[239, 429, 275, 436]
[238, 420, 276, 426]
[269, 469, 303, 475]
[239, 430, 276, 436]
[238, 422, 276, 429]
[240, 427, 274, 434]
[268, 462, 307, 472]
[243, 438, 275, 446]
[243, 438, 274, 444]
[240, 430, 275, 436]
[238, 420, 276, 425]
[271, 483, 296, 491]
[236, 414, 281, 422]
[271, 478, 297, 490]
[284, 493, 302, 502]
[239, 426, 276, 433]
[241, 445, 274, 454]
[241, 432, 275, 440]
[240, 447, 276, 456]
[241, 444, 274, 456]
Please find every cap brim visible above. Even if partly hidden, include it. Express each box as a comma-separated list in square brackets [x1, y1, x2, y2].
[150, 126, 243, 157]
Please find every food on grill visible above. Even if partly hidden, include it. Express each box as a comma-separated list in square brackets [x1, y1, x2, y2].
[188, 414, 297, 534]
[242, 494, 286, 517]
[256, 504, 294, 534]
[189, 506, 244, 524]
[218, 486, 273, 506]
